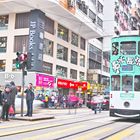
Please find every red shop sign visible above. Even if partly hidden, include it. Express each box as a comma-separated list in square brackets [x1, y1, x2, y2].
[57, 79, 78, 89]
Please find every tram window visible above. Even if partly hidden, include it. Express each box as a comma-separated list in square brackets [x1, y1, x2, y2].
[134, 76, 140, 91]
[138, 42, 140, 55]
[111, 75, 120, 91]
[122, 76, 133, 91]
[112, 42, 119, 55]
[120, 41, 136, 55]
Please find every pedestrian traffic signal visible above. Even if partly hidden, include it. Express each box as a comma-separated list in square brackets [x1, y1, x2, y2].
[15, 52, 28, 69]
[16, 52, 21, 69]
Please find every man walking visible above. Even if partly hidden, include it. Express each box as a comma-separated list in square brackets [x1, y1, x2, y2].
[24, 83, 34, 117]
[10, 81, 17, 116]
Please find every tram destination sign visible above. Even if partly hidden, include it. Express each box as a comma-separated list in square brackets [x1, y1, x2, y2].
[122, 65, 133, 72]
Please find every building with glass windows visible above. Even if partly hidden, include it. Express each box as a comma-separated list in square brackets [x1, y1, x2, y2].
[0, 0, 104, 94]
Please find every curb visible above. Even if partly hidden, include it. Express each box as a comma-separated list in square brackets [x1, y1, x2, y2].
[11, 116, 55, 121]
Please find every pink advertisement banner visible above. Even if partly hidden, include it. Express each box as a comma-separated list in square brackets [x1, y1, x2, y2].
[36, 74, 54, 88]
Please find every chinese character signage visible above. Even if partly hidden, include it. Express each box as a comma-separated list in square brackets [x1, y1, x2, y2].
[36, 74, 54, 88]
[28, 9, 45, 72]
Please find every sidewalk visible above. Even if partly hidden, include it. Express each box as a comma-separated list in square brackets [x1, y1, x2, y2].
[11, 107, 90, 121]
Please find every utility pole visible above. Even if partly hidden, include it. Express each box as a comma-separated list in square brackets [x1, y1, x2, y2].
[21, 67, 25, 117]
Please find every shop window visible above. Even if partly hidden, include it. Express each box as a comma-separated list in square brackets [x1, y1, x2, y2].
[15, 12, 30, 29]
[57, 24, 69, 42]
[71, 50, 78, 65]
[70, 69, 77, 79]
[0, 60, 6, 71]
[56, 65, 67, 78]
[0, 15, 8, 30]
[14, 36, 29, 52]
[80, 54, 85, 67]
[0, 37, 7, 53]
[71, 32, 78, 47]
[45, 16, 54, 35]
[44, 39, 53, 57]
[80, 37, 86, 50]
[43, 62, 53, 74]
[57, 44, 68, 61]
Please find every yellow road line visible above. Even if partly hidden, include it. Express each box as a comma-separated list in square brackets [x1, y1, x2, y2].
[75, 127, 112, 140]
[0, 123, 61, 137]
[106, 129, 134, 140]
[22, 125, 85, 140]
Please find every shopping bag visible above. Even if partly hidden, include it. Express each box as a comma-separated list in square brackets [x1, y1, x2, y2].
[9, 105, 14, 115]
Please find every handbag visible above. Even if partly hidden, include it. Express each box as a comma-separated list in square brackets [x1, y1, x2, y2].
[9, 105, 14, 114]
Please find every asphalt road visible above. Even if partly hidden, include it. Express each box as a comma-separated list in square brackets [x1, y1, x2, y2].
[0, 108, 140, 140]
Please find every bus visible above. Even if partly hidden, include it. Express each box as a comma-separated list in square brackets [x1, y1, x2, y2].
[110, 31, 140, 118]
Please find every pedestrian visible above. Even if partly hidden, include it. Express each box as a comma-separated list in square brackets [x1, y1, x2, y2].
[24, 83, 34, 117]
[10, 81, 17, 116]
[1, 84, 12, 121]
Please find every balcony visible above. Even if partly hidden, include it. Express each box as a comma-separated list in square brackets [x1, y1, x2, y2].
[0, 0, 103, 39]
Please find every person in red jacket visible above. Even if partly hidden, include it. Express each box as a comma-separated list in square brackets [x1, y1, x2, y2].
[68, 92, 79, 108]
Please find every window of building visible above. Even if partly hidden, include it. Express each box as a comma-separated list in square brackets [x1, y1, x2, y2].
[0, 37, 7, 53]
[89, 9, 96, 23]
[43, 62, 53, 74]
[45, 16, 54, 35]
[70, 69, 77, 79]
[97, 1, 103, 13]
[44, 39, 53, 57]
[56, 65, 67, 78]
[111, 75, 120, 91]
[97, 17, 103, 28]
[57, 24, 69, 42]
[134, 75, 140, 91]
[80, 37, 86, 50]
[0, 15, 8, 30]
[80, 54, 85, 67]
[57, 44, 68, 61]
[79, 71, 85, 80]
[71, 50, 78, 65]
[14, 36, 29, 52]
[15, 12, 30, 29]
[71, 32, 78, 47]
[89, 59, 101, 69]
[0, 60, 6, 71]
[89, 44, 102, 62]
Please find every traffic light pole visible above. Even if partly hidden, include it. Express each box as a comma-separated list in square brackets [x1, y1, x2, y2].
[21, 67, 25, 117]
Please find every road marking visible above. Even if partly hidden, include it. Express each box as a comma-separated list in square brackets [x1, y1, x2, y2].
[0, 123, 61, 137]
[75, 127, 112, 140]
[22, 125, 85, 140]
[106, 129, 134, 140]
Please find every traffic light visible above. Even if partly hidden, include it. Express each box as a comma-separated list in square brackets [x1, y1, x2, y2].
[16, 52, 21, 69]
[15, 52, 27, 69]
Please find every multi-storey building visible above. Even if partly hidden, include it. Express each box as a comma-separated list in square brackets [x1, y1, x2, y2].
[130, 0, 140, 30]
[0, 0, 103, 94]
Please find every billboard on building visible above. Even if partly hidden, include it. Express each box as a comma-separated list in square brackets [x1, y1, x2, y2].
[28, 9, 45, 72]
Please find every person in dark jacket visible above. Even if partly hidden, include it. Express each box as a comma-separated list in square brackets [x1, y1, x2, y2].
[10, 81, 17, 115]
[1, 84, 12, 121]
[24, 83, 34, 117]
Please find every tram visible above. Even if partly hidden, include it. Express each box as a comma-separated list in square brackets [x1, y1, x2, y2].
[110, 31, 140, 118]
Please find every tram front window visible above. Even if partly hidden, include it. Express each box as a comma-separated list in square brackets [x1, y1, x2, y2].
[134, 76, 140, 91]
[122, 76, 133, 91]
[111, 75, 120, 91]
